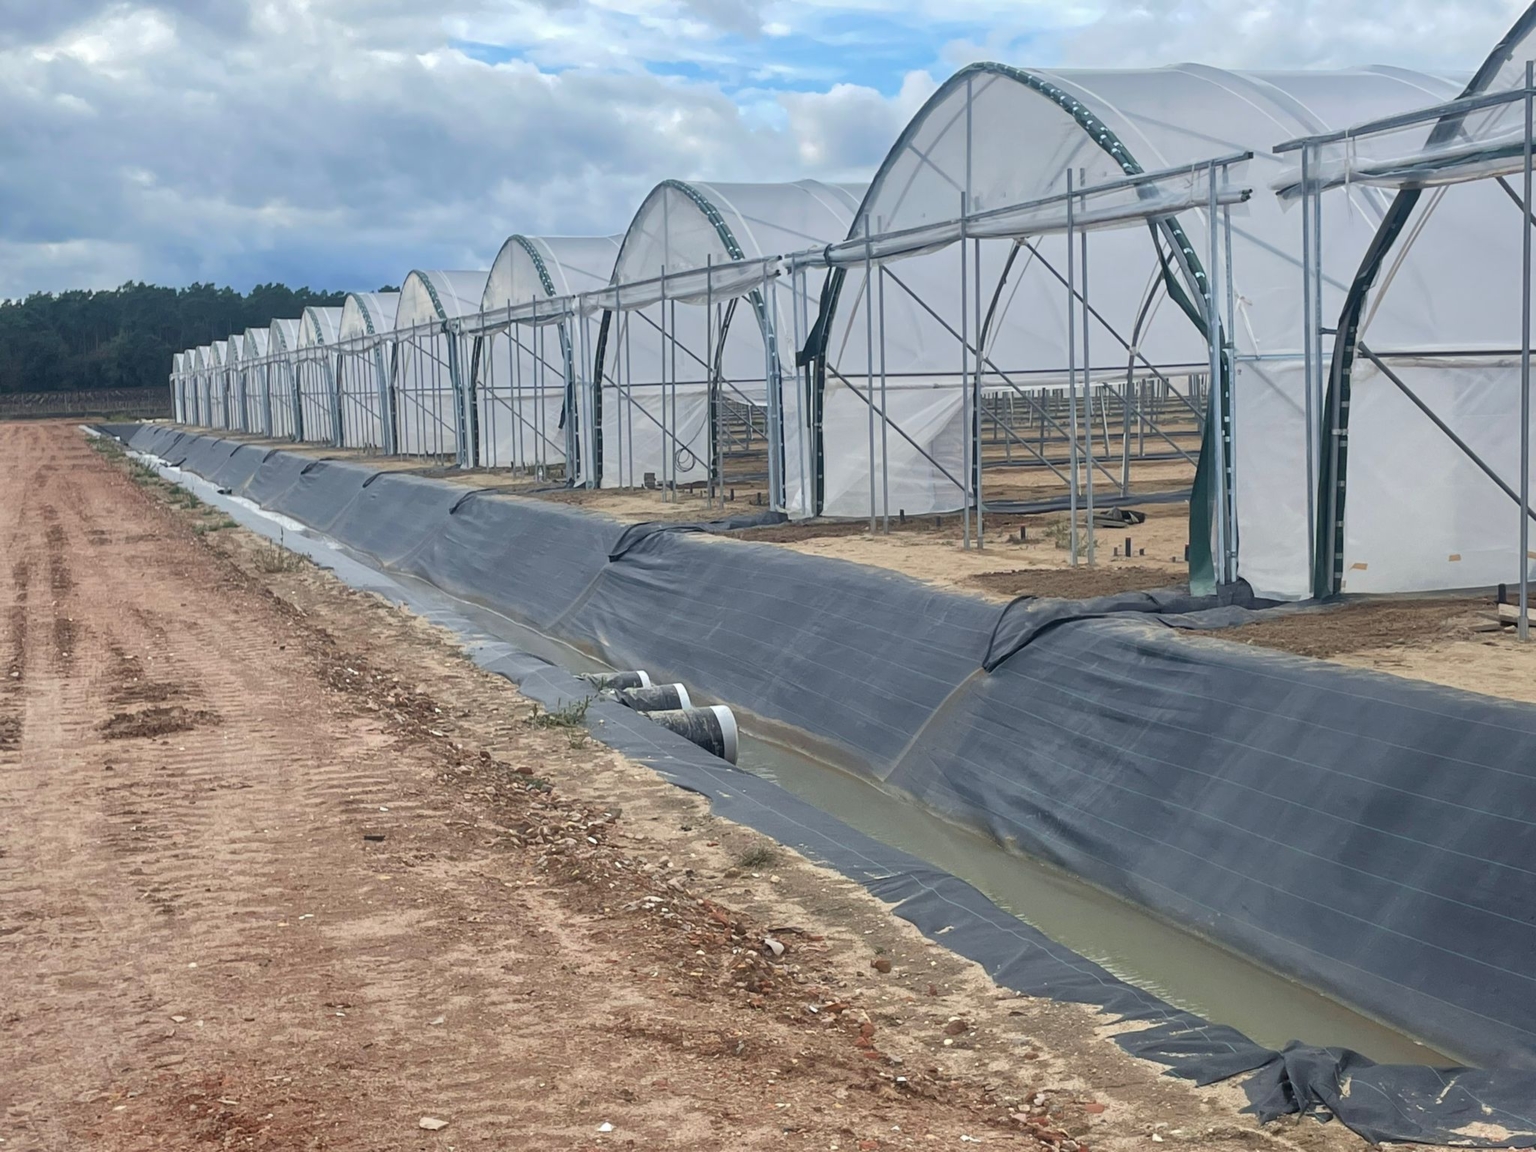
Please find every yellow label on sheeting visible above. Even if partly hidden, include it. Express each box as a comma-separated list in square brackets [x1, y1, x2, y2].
[1448, 554, 1462, 562]
[1350, 562, 1369, 571]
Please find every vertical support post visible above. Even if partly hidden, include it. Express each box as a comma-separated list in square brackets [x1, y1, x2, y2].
[1311, 149, 1326, 584]
[1081, 221, 1094, 566]
[1120, 372, 1132, 496]
[789, 266, 806, 516]
[798, 266, 814, 516]
[293, 353, 305, 443]
[1207, 160, 1229, 586]
[1300, 145, 1317, 579]
[1521, 60, 1533, 639]
[974, 235, 984, 548]
[1066, 169, 1081, 566]
[763, 267, 784, 513]
[878, 260, 890, 534]
[960, 194, 972, 550]
[659, 266, 670, 502]
[513, 303, 526, 472]
[865, 245, 877, 532]
[1224, 197, 1239, 552]
[573, 301, 586, 486]
[621, 289, 634, 488]
[330, 349, 344, 448]
[706, 255, 717, 510]
[538, 303, 549, 475]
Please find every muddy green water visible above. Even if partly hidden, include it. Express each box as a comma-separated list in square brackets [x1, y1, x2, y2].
[406, 578, 1450, 1067]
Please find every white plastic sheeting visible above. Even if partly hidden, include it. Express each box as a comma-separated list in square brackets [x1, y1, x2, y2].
[1342, 358, 1536, 592]
[817, 63, 1456, 598]
[266, 319, 302, 440]
[171, 352, 187, 424]
[473, 236, 619, 473]
[336, 292, 399, 451]
[226, 334, 249, 432]
[208, 340, 232, 430]
[1291, 10, 1536, 596]
[591, 180, 863, 512]
[294, 307, 344, 444]
[189, 346, 210, 427]
[392, 270, 488, 459]
[241, 329, 272, 436]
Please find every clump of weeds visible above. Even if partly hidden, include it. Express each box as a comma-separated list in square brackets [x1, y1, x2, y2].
[527, 697, 593, 748]
[735, 844, 778, 870]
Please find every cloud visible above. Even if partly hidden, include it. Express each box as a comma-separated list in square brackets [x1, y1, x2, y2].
[0, 0, 1529, 298]
[1061, 0, 1524, 69]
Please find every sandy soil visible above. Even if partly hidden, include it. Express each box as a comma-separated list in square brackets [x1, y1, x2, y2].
[732, 506, 1191, 602]
[1332, 632, 1536, 704]
[0, 421, 1371, 1152]
[1183, 594, 1536, 704]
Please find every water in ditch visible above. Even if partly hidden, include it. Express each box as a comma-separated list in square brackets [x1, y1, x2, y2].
[392, 573, 1450, 1068]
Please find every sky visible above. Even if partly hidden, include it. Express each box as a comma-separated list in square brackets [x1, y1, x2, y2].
[0, 0, 1528, 298]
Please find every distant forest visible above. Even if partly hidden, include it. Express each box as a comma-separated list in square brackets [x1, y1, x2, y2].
[0, 282, 388, 394]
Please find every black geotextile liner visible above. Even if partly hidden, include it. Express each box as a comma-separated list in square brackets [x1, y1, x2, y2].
[119, 425, 1536, 1146]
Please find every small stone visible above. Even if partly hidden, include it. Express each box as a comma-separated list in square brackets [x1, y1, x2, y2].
[763, 937, 785, 958]
[418, 1117, 449, 1131]
[1083, 1102, 1106, 1115]
[871, 958, 892, 974]
[943, 1019, 968, 1036]
[428, 1016, 445, 1026]
[597, 1121, 614, 1133]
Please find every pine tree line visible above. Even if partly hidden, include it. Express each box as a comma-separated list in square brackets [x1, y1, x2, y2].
[0, 282, 392, 394]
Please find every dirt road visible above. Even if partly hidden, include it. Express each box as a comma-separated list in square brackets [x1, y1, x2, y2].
[0, 423, 1360, 1152]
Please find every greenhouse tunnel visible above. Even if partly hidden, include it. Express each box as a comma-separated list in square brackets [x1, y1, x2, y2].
[241, 327, 272, 436]
[810, 62, 1457, 597]
[209, 339, 233, 431]
[294, 306, 344, 444]
[335, 291, 400, 451]
[229, 333, 250, 432]
[265, 318, 302, 440]
[470, 235, 620, 476]
[190, 346, 210, 428]
[170, 351, 187, 424]
[590, 179, 864, 512]
[390, 270, 489, 461]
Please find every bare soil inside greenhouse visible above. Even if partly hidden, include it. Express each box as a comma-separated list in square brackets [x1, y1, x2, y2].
[1, 419, 1380, 1151]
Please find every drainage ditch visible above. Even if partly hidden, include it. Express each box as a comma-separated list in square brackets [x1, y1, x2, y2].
[386, 565, 1449, 1068]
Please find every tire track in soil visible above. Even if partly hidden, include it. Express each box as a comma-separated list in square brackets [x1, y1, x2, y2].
[0, 427, 480, 1151]
[0, 426, 315, 1147]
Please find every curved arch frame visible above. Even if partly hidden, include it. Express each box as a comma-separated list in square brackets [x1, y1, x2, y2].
[807, 62, 1227, 586]
[334, 293, 399, 454]
[391, 271, 484, 464]
[590, 180, 782, 499]
[468, 236, 585, 475]
[1315, 4, 1536, 597]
